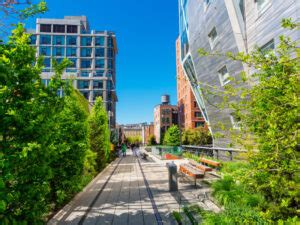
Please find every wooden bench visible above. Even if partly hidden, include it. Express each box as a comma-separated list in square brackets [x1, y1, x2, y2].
[199, 157, 221, 167]
[179, 163, 204, 187]
[188, 159, 212, 172]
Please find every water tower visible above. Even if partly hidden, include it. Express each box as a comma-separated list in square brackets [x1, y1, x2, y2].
[161, 95, 170, 105]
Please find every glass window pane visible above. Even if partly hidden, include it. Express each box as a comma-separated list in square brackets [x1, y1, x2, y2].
[81, 37, 92, 46]
[53, 35, 65, 45]
[93, 90, 103, 100]
[40, 46, 51, 56]
[43, 58, 51, 67]
[94, 70, 104, 77]
[95, 59, 105, 69]
[77, 80, 90, 89]
[107, 48, 114, 58]
[80, 90, 89, 100]
[67, 36, 77, 45]
[80, 48, 92, 57]
[29, 35, 36, 45]
[80, 70, 90, 77]
[93, 80, 103, 89]
[95, 48, 105, 57]
[53, 24, 65, 33]
[40, 24, 51, 32]
[108, 59, 113, 69]
[68, 58, 77, 68]
[40, 35, 51, 45]
[66, 47, 77, 57]
[107, 37, 113, 47]
[67, 25, 78, 33]
[95, 36, 105, 46]
[80, 59, 91, 68]
[52, 47, 65, 57]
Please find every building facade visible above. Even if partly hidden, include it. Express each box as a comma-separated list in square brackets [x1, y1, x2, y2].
[142, 123, 154, 145]
[154, 95, 178, 144]
[178, 0, 299, 147]
[176, 38, 205, 130]
[28, 16, 118, 128]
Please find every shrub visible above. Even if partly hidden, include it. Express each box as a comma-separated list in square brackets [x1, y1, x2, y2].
[182, 127, 212, 146]
[147, 134, 156, 146]
[163, 125, 180, 146]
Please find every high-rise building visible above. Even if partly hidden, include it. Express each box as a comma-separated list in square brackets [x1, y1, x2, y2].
[154, 95, 178, 144]
[28, 16, 118, 128]
[176, 37, 205, 130]
[178, 0, 299, 147]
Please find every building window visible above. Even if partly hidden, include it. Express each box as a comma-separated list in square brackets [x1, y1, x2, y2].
[93, 80, 103, 89]
[80, 48, 92, 57]
[95, 70, 105, 77]
[107, 48, 114, 58]
[68, 58, 77, 68]
[107, 37, 113, 47]
[238, 0, 245, 21]
[40, 35, 51, 45]
[53, 24, 65, 33]
[218, 66, 231, 86]
[93, 90, 103, 100]
[40, 24, 51, 32]
[80, 70, 90, 77]
[256, 0, 271, 13]
[106, 70, 113, 78]
[80, 59, 91, 68]
[95, 48, 105, 57]
[53, 36, 64, 45]
[108, 59, 113, 69]
[67, 36, 77, 45]
[54, 58, 64, 64]
[81, 37, 92, 46]
[194, 101, 198, 108]
[195, 121, 205, 128]
[260, 39, 275, 53]
[77, 80, 89, 89]
[194, 112, 202, 118]
[95, 37, 105, 46]
[40, 46, 51, 56]
[52, 47, 64, 57]
[67, 25, 78, 33]
[95, 59, 105, 69]
[29, 35, 36, 45]
[208, 27, 218, 49]
[80, 90, 89, 100]
[66, 47, 77, 57]
[43, 58, 51, 68]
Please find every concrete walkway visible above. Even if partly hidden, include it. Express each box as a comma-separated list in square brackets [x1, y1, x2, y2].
[48, 151, 220, 225]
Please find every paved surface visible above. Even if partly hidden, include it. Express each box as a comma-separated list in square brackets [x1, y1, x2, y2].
[48, 150, 220, 225]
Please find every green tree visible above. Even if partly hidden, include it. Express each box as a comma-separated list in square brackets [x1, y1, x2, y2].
[199, 18, 300, 220]
[88, 97, 110, 171]
[163, 125, 181, 146]
[0, 24, 54, 223]
[182, 127, 212, 146]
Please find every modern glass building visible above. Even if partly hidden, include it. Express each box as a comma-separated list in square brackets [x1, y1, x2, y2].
[178, 0, 299, 147]
[28, 16, 117, 128]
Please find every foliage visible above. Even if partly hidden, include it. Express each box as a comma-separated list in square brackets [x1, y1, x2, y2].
[147, 134, 156, 146]
[182, 152, 221, 163]
[172, 211, 183, 224]
[163, 125, 180, 146]
[0, 24, 107, 223]
[198, 19, 300, 220]
[0, 1, 47, 37]
[126, 135, 142, 145]
[88, 97, 110, 171]
[182, 127, 212, 146]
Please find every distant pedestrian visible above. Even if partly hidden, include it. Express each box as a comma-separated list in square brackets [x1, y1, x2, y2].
[121, 143, 127, 157]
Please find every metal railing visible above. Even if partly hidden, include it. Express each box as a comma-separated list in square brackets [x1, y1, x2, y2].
[182, 145, 247, 161]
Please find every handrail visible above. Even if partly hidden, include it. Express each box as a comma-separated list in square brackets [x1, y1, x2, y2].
[182, 145, 247, 153]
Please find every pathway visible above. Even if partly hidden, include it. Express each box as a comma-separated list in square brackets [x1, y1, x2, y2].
[48, 151, 220, 225]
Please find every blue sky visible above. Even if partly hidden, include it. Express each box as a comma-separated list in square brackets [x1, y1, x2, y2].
[26, 0, 180, 125]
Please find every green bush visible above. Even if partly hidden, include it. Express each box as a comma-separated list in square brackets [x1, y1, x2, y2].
[147, 134, 156, 146]
[88, 97, 110, 171]
[163, 125, 180, 146]
[182, 127, 212, 146]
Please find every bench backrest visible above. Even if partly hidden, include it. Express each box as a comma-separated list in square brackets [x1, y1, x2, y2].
[199, 157, 220, 167]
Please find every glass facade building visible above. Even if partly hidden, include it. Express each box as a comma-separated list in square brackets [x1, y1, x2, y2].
[28, 16, 117, 128]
